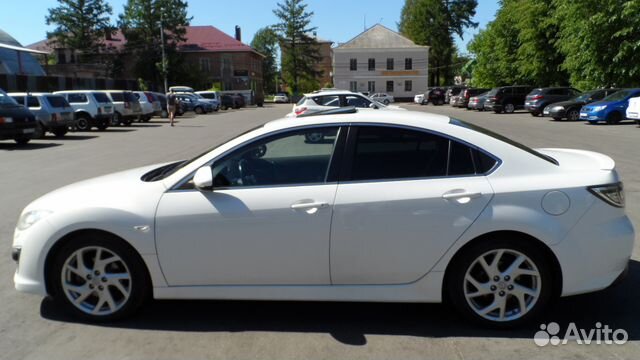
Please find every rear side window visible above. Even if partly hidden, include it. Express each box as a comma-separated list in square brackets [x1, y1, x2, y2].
[46, 96, 68, 108]
[67, 93, 88, 103]
[448, 141, 476, 176]
[344, 95, 371, 108]
[27, 96, 41, 107]
[296, 96, 307, 106]
[92, 92, 111, 103]
[529, 89, 543, 96]
[12, 96, 24, 105]
[312, 95, 340, 106]
[110, 93, 124, 102]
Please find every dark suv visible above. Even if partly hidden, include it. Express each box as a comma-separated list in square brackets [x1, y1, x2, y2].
[452, 88, 490, 108]
[0, 89, 37, 145]
[544, 88, 620, 121]
[525, 87, 581, 116]
[484, 85, 533, 113]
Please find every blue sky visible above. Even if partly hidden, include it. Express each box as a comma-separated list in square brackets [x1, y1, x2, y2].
[1, 0, 498, 53]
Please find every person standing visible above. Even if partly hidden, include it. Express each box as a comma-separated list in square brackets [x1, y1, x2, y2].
[167, 90, 177, 126]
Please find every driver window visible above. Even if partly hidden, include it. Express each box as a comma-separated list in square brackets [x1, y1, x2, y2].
[211, 127, 340, 188]
[344, 95, 371, 108]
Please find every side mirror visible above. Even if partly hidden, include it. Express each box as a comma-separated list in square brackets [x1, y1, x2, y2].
[369, 103, 379, 109]
[193, 166, 213, 191]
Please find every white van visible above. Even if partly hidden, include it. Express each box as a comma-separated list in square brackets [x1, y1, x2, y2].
[626, 96, 640, 125]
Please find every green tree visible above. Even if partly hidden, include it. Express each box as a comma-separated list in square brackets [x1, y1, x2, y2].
[118, 0, 191, 87]
[251, 27, 279, 94]
[45, 0, 115, 62]
[399, 0, 478, 86]
[273, 0, 321, 94]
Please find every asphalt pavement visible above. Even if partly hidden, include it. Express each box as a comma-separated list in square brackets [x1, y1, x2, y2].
[0, 103, 638, 360]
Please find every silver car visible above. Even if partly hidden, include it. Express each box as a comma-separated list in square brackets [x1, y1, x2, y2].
[370, 93, 394, 105]
[9, 92, 74, 137]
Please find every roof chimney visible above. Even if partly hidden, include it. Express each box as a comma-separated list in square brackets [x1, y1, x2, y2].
[235, 26, 241, 42]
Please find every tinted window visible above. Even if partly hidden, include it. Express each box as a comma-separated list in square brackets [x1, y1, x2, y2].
[528, 89, 543, 96]
[199, 93, 216, 99]
[344, 95, 371, 108]
[312, 95, 339, 106]
[67, 93, 87, 103]
[475, 150, 498, 173]
[350, 127, 449, 181]
[296, 96, 307, 106]
[11, 96, 24, 105]
[134, 93, 142, 100]
[124, 92, 136, 102]
[27, 96, 40, 107]
[448, 141, 475, 176]
[211, 127, 340, 187]
[46, 96, 68, 108]
[604, 90, 632, 101]
[547, 89, 564, 96]
[92, 92, 111, 103]
[110, 93, 124, 102]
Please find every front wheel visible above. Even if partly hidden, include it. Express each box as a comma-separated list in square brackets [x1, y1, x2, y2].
[606, 112, 622, 125]
[51, 233, 149, 322]
[447, 239, 553, 328]
[14, 137, 30, 145]
[76, 117, 91, 131]
[567, 109, 580, 121]
[194, 106, 204, 114]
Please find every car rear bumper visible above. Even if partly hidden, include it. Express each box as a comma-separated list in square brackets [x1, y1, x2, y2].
[0, 124, 37, 140]
[525, 104, 543, 112]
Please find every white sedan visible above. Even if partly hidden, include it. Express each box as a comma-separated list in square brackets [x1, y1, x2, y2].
[13, 109, 634, 327]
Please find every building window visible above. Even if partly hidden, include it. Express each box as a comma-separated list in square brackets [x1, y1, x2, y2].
[387, 58, 394, 70]
[368, 81, 375, 93]
[199, 58, 210, 72]
[350, 58, 357, 71]
[405, 58, 412, 70]
[350, 81, 358, 92]
[368, 58, 375, 71]
[405, 80, 412, 92]
[386, 81, 394, 92]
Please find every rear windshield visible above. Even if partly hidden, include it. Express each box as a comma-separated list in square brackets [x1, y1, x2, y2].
[486, 88, 498, 96]
[92, 92, 111, 103]
[528, 89, 543, 95]
[46, 96, 69, 108]
[450, 118, 558, 165]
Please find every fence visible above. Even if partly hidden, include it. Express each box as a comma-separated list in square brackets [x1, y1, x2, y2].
[0, 74, 138, 93]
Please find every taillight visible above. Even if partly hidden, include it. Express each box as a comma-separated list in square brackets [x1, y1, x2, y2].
[588, 183, 625, 208]
[530, 95, 543, 101]
[294, 107, 307, 116]
[465, 92, 470, 99]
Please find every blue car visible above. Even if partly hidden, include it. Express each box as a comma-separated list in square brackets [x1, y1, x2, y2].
[580, 88, 640, 124]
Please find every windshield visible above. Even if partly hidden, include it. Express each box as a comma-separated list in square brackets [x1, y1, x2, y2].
[486, 88, 498, 96]
[0, 91, 19, 106]
[603, 90, 632, 101]
[450, 118, 558, 165]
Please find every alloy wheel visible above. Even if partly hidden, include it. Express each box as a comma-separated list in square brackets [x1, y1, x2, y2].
[568, 109, 579, 121]
[504, 103, 515, 113]
[61, 246, 132, 316]
[463, 249, 541, 322]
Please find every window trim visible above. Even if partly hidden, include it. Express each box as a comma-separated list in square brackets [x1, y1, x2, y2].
[337, 123, 501, 184]
[170, 124, 348, 191]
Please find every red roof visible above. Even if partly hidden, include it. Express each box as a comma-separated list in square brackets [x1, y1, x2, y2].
[27, 25, 260, 55]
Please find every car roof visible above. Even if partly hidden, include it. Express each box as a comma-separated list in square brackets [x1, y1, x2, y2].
[8, 92, 56, 97]
[304, 90, 360, 96]
[54, 90, 96, 93]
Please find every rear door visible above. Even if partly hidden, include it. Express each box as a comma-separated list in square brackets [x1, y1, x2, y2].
[330, 125, 494, 284]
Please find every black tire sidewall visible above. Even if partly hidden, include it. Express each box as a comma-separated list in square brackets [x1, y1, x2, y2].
[50, 233, 149, 322]
[447, 238, 554, 328]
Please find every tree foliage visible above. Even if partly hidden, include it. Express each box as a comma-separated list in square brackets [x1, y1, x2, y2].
[251, 27, 279, 94]
[45, 0, 115, 61]
[399, 0, 478, 86]
[118, 0, 191, 86]
[273, 0, 321, 94]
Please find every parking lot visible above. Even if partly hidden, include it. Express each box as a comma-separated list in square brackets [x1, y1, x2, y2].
[1, 103, 639, 360]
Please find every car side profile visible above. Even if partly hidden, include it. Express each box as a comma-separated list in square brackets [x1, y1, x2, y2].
[370, 93, 394, 105]
[0, 88, 37, 144]
[543, 88, 620, 121]
[12, 109, 634, 327]
[55, 91, 114, 131]
[579, 88, 640, 124]
[484, 86, 534, 113]
[9, 92, 74, 138]
[289, 90, 401, 117]
[625, 96, 640, 125]
[524, 87, 581, 117]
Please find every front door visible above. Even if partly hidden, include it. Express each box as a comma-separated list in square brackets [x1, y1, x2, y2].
[156, 126, 343, 286]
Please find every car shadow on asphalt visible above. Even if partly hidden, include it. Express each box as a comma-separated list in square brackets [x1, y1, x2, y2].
[40, 260, 640, 345]
[42, 135, 98, 141]
[0, 142, 62, 150]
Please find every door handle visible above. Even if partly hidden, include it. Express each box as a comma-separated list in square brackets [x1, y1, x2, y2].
[291, 201, 329, 212]
[442, 191, 482, 201]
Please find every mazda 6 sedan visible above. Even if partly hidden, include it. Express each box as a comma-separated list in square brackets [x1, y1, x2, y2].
[12, 108, 634, 327]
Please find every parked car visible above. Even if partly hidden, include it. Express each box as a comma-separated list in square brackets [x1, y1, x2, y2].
[467, 92, 490, 111]
[289, 89, 402, 117]
[543, 88, 620, 121]
[233, 93, 246, 108]
[452, 88, 490, 108]
[132, 91, 160, 122]
[13, 108, 634, 328]
[192, 93, 219, 112]
[428, 88, 446, 105]
[370, 93, 394, 105]
[273, 93, 289, 103]
[220, 94, 238, 110]
[0, 88, 37, 144]
[98, 91, 142, 126]
[484, 85, 534, 113]
[445, 86, 465, 104]
[414, 93, 426, 105]
[195, 91, 221, 110]
[174, 93, 213, 114]
[626, 96, 640, 125]
[9, 92, 74, 138]
[524, 87, 581, 117]
[55, 91, 113, 131]
[579, 88, 640, 124]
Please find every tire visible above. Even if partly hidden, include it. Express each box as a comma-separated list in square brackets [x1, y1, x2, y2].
[76, 117, 91, 131]
[194, 106, 204, 114]
[447, 238, 554, 328]
[504, 103, 515, 113]
[96, 124, 108, 131]
[52, 127, 68, 137]
[14, 137, 30, 145]
[50, 232, 150, 322]
[383, 99, 390, 105]
[33, 122, 45, 139]
[567, 109, 580, 121]
[530, 111, 540, 117]
[606, 112, 622, 125]
[122, 118, 132, 127]
[112, 113, 122, 127]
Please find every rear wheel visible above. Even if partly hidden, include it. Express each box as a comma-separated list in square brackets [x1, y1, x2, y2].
[50, 233, 150, 322]
[383, 99, 390, 105]
[33, 122, 45, 139]
[195, 106, 204, 114]
[14, 137, 30, 145]
[447, 238, 553, 328]
[504, 103, 515, 113]
[530, 111, 540, 117]
[606, 111, 622, 125]
[76, 117, 91, 131]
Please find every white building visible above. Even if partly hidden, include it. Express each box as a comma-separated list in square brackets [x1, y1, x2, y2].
[333, 24, 429, 101]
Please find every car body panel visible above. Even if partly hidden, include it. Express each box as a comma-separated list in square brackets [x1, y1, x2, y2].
[579, 88, 640, 123]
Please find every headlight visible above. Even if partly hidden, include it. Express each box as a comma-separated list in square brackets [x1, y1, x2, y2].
[593, 105, 607, 112]
[17, 210, 52, 231]
[588, 183, 624, 208]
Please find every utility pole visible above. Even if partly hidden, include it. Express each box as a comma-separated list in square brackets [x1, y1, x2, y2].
[160, 9, 168, 93]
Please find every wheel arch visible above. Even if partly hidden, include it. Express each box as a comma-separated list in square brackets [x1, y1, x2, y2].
[43, 229, 152, 296]
[74, 110, 92, 120]
[441, 230, 563, 302]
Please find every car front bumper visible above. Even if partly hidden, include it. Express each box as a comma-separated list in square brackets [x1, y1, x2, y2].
[546, 108, 567, 118]
[579, 110, 606, 122]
